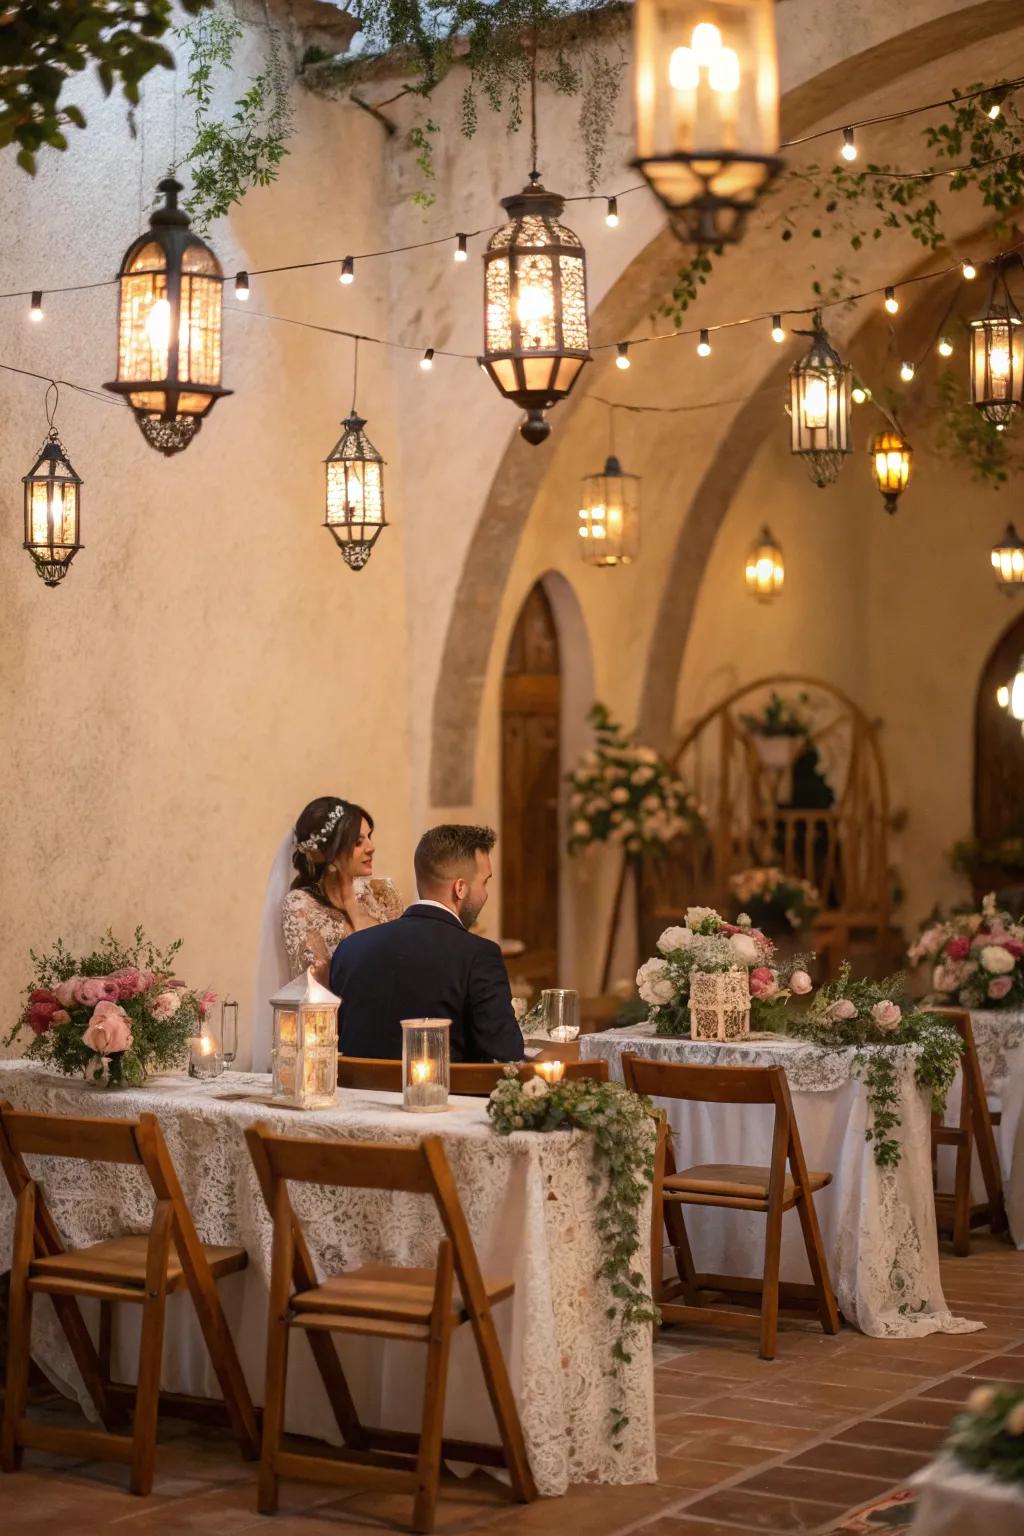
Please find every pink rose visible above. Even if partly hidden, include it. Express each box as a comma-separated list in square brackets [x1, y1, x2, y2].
[933, 963, 962, 995]
[74, 977, 119, 1006]
[81, 1000, 133, 1055]
[946, 937, 971, 961]
[1002, 940, 1024, 958]
[111, 967, 148, 1000]
[826, 999, 857, 1022]
[151, 991, 181, 1021]
[51, 1008, 70, 1025]
[28, 987, 58, 1006]
[988, 976, 1014, 1001]
[749, 966, 779, 999]
[788, 969, 813, 995]
[54, 977, 80, 1008]
[871, 1000, 902, 1031]
[198, 989, 217, 1020]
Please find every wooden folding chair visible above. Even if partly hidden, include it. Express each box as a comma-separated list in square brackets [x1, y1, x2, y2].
[0, 1103, 259, 1494]
[621, 1056, 839, 1360]
[929, 1008, 1008, 1256]
[245, 1124, 536, 1532]
[338, 1057, 608, 1094]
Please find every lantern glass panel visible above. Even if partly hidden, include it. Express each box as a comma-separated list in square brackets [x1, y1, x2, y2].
[23, 434, 83, 586]
[401, 1019, 451, 1111]
[579, 456, 641, 566]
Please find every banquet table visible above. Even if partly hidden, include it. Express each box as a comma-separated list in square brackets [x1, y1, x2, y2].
[0, 1062, 655, 1495]
[952, 1009, 1024, 1247]
[910, 1459, 1024, 1535]
[580, 1024, 982, 1340]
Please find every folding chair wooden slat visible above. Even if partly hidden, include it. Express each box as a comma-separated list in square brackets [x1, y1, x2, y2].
[338, 1057, 608, 1094]
[929, 1007, 1008, 1255]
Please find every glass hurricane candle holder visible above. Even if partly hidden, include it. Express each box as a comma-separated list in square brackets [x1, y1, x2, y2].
[269, 968, 339, 1110]
[542, 989, 580, 1043]
[188, 1031, 225, 1080]
[401, 1019, 451, 1112]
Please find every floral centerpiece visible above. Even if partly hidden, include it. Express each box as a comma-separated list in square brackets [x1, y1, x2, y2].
[636, 907, 814, 1038]
[728, 867, 821, 933]
[567, 703, 703, 860]
[944, 1383, 1024, 1486]
[4, 928, 215, 1087]
[739, 691, 812, 770]
[908, 892, 1024, 1011]
[487, 1068, 659, 1442]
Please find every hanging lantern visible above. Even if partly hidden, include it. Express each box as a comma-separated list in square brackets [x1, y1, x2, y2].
[789, 315, 853, 487]
[480, 173, 591, 446]
[104, 178, 230, 455]
[22, 387, 83, 587]
[632, 0, 782, 247]
[970, 261, 1024, 427]
[324, 415, 386, 571]
[870, 429, 912, 514]
[991, 522, 1024, 591]
[744, 525, 784, 599]
[578, 454, 641, 566]
[1010, 655, 1024, 722]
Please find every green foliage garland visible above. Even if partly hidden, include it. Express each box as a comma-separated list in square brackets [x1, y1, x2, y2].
[486, 1069, 659, 1441]
[946, 1384, 1024, 1484]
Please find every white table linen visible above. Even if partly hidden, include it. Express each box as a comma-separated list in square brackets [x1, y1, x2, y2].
[911, 1459, 1024, 1535]
[0, 1062, 655, 1495]
[952, 1010, 1024, 1247]
[580, 1024, 981, 1340]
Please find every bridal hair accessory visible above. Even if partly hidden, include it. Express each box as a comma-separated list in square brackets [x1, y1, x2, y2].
[296, 801, 346, 855]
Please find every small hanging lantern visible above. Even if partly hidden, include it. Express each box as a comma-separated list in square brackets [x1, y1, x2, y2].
[870, 428, 912, 514]
[970, 261, 1024, 427]
[1009, 654, 1024, 722]
[104, 178, 230, 455]
[631, 0, 782, 247]
[480, 173, 591, 445]
[269, 967, 339, 1110]
[744, 525, 784, 600]
[789, 314, 853, 487]
[578, 408, 641, 566]
[324, 339, 387, 570]
[22, 385, 83, 588]
[991, 522, 1024, 591]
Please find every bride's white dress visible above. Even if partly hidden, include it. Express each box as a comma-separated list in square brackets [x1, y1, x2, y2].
[281, 880, 404, 976]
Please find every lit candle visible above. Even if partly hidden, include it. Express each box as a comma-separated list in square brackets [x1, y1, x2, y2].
[411, 1059, 433, 1085]
[188, 1032, 223, 1080]
[535, 1060, 565, 1084]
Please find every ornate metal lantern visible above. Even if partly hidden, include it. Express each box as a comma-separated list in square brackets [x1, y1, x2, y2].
[789, 315, 853, 487]
[480, 173, 591, 446]
[324, 339, 386, 570]
[870, 429, 912, 514]
[632, 0, 782, 247]
[104, 178, 230, 455]
[578, 451, 641, 567]
[970, 261, 1024, 427]
[744, 525, 783, 600]
[23, 387, 83, 587]
[992, 522, 1024, 591]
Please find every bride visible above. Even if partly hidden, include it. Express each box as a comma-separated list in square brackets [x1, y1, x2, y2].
[251, 796, 403, 1068]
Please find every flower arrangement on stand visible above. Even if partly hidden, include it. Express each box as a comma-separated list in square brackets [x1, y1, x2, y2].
[908, 892, 1024, 1010]
[4, 929, 214, 1087]
[567, 703, 703, 859]
[486, 1068, 659, 1443]
[945, 1383, 1024, 1484]
[739, 691, 812, 770]
[728, 867, 821, 934]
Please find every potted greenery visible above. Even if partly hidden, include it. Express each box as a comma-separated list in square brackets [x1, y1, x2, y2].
[739, 691, 811, 771]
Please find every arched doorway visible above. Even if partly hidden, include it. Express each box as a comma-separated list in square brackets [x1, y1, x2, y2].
[973, 612, 1024, 900]
[501, 583, 561, 989]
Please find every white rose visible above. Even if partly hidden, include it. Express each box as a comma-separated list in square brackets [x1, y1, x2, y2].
[151, 990, 181, 1020]
[870, 1000, 902, 1030]
[521, 1075, 549, 1100]
[736, 912, 752, 928]
[658, 926, 692, 955]
[981, 945, 1016, 975]
[788, 969, 812, 995]
[610, 787, 630, 804]
[686, 906, 718, 928]
[825, 999, 857, 1022]
[729, 932, 761, 967]
[636, 957, 676, 1006]
[571, 818, 590, 837]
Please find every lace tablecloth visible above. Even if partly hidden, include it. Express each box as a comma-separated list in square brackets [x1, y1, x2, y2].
[581, 1025, 982, 1340]
[0, 1062, 655, 1495]
[910, 1459, 1024, 1535]
[962, 1010, 1024, 1247]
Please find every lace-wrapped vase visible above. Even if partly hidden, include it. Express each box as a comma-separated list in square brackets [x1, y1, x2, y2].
[690, 969, 751, 1042]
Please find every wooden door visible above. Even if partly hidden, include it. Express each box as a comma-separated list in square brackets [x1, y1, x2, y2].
[501, 584, 561, 989]
[974, 616, 1024, 885]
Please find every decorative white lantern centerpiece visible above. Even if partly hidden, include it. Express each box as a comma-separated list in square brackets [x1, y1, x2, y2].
[269, 968, 339, 1110]
[401, 1019, 450, 1112]
[690, 968, 751, 1041]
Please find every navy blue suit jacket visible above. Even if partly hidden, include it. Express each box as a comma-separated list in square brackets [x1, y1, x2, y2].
[330, 902, 525, 1064]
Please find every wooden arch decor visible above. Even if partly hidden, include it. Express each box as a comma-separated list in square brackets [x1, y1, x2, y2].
[646, 675, 892, 971]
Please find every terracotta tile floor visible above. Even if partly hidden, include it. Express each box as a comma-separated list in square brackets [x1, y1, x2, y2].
[2, 1235, 1022, 1535]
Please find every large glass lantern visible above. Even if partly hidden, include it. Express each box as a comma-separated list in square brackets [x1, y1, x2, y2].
[790, 315, 853, 487]
[870, 429, 912, 514]
[324, 414, 386, 570]
[632, 0, 782, 247]
[578, 454, 641, 566]
[480, 173, 591, 446]
[104, 178, 230, 455]
[23, 425, 83, 588]
[401, 1019, 450, 1112]
[970, 263, 1024, 427]
[269, 968, 339, 1110]
[992, 523, 1024, 591]
[744, 525, 783, 600]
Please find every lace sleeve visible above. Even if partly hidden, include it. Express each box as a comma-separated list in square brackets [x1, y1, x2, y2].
[281, 891, 332, 982]
[365, 878, 404, 924]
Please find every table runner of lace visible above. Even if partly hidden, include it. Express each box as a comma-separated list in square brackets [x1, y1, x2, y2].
[0, 1062, 655, 1494]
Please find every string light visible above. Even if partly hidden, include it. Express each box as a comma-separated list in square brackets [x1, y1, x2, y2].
[616, 342, 631, 370]
[962, 259, 978, 280]
[605, 197, 619, 227]
[997, 685, 1011, 707]
[771, 315, 785, 343]
[938, 336, 954, 357]
[454, 233, 468, 262]
[884, 287, 899, 315]
[420, 347, 434, 371]
[339, 255, 355, 285]
[29, 290, 43, 322]
[988, 102, 1002, 120]
[899, 360, 915, 382]
[840, 127, 857, 162]
[697, 328, 711, 357]
[851, 382, 870, 405]
[234, 271, 250, 300]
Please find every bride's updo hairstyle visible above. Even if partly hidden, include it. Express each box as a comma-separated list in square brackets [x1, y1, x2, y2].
[291, 796, 374, 899]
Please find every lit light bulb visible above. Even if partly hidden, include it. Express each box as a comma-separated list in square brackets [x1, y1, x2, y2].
[29, 290, 43, 322]
[840, 127, 857, 162]
[884, 287, 899, 315]
[606, 197, 619, 228]
[900, 361, 915, 382]
[691, 22, 723, 65]
[988, 103, 1002, 120]
[938, 336, 953, 357]
[962, 259, 977, 280]
[697, 328, 711, 357]
[996, 422, 1007, 432]
[771, 315, 785, 344]
[145, 297, 171, 351]
[517, 282, 554, 337]
[708, 47, 740, 93]
[802, 376, 829, 427]
[990, 343, 1011, 380]
[420, 347, 434, 371]
[616, 342, 630, 370]
[997, 685, 1010, 708]
[234, 271, 249, 301]
[454, 233, 468, 262]
[339, 255, 355, 284]
[852, 385, 867, 404]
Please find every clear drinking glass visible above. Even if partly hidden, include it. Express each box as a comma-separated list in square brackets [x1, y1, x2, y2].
[220, 998, 238, 1065]
[542, 988, 580, 1043]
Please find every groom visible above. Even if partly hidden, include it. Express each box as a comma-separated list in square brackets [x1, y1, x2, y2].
[330, 824, 525, 1063]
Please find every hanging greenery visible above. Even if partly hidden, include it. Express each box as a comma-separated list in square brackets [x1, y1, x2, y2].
[173, 9, 294, 232]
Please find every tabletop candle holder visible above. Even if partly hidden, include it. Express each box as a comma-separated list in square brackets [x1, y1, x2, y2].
[188, 1031, 225, 1080]
[534, 1060, 565, 1084]
[269, 968, 339, 1110]
[542, 988, 580, 1043]
[219, 998, 238, 1065]
[401, 1019, 450, 1112]
[690, 969, 751, 1042]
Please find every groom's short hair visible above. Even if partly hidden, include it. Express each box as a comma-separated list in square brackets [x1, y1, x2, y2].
[415, 824, 496, 892]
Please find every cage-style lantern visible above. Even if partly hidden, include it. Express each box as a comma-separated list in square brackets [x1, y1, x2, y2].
[324, 414, 386, 570]
[632, 0, 782, 247]
[789, 316, 853, 487]
[992, 522, 1024, 591]
[578, 454, 641, 566]
[970, 263, 1024, 427]
[870, 429, 912, 514]
[480, 173, 591, 446]
[269, 968, 339, 1110]
[1010, 654, 1024, 722]
[401, 1019, 451, 1112]
[23, 429, 83, 587]
[104, 178, 230, 455]
[744, 525, 783, 600]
